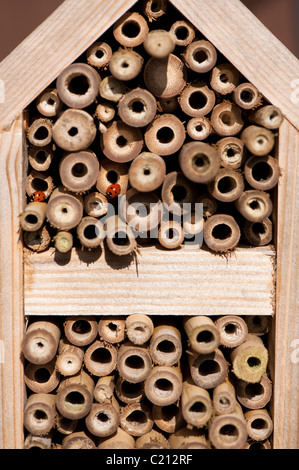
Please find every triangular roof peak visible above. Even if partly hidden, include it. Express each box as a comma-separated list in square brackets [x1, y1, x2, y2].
[0, 0, 298, 131]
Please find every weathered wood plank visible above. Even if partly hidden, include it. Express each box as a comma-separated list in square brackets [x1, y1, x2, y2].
[24, 245, 275, 317]
[273, 120, 299, 449]
[0, 115, 25, 449]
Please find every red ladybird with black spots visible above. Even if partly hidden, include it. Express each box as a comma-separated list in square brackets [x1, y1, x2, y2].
[106, 183, 121, 198]
[32, 191, 46, 202]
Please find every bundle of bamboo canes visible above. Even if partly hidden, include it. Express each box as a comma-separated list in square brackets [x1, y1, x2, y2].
[22, 314, 273, 449]
[21, 0, 282, 255]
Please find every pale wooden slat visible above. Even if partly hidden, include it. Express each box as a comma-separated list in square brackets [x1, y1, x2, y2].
[170, 0, 299, 131]
[24, 245, 275, 317]
[273, 120, 299, 449]
[0, 0, 138, 130]
[0, 116, 25, 449]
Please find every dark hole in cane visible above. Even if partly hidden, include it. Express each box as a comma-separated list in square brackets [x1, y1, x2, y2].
[68, 75, 90, 95]
[34, 126, 49, 141]
[196, 330, 214, 344]
[34, 368, 51, 383]
[25, 214, 38, 225]
[212, 223, 232, 240]
[217, 176, 237, 194]
[107, 170, 119, 184]
[172, 185, 187, 202]
[72, 162, 88, 177]
[247, 356, 261, 368]
[126, 410, 147, 425]
[157, 339, 175, 354]
[91, 347, 112, 365]
[121, 20, 141, 38]
[198, 359, 220, 376]
[175, 26, 189, 41]
[32, 178, 48, 192]
[113, 231, 130, 246]
[189, 91, 207, 110]
[156, 126, 174, 144]
[193, 49, 208, 64]
[125, 355, 145, 370]
[72, 320, 92, 335]
[252, 162, 273, 181]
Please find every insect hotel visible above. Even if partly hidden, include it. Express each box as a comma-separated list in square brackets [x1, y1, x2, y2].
[0, 0, 298, 450]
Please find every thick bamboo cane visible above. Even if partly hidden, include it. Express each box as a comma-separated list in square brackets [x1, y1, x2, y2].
[181, 378, 213, 428]
[144, 365, 183, 406]
[64, 316, 98, 347]
[212, 378, 237, 415]
[46, 187, 83, 230]
[99, 75, 126, 102]
[208, 169, 245, 203]
[179, 82, 215, 118]
[52, 109, 97, 152]
[20, 202, 47, 232]
[36, 87, 63, 117]
[55, 415, 77, 436]
[233, 82, 262, 110]
[77, 216, 105, 249]
[244, 155, 279, 191]
[215, 315, 248, 348]
[104, 216, 137, 256]
[26, 170, 53, 199]
[183, 316, 220, 354]
[203, 214, 241, 252]
[152, 403, 185, 434]
[24, 393, 56, 436]
[115, 377, 145, 405]
[182, 40, 217, 73]
[59, 150, 100, 193]
[188, 348, 228, 389]
[54, 231, 73, 253]
[86, 42, 112, 69]
[125, 314, 154, 345]
[241, 125, 275, 156]
[22, 320, 61, 364]
[27, 118, 53, 147]
[179, 141, 220, 184]
[208, 403, 247, 449]
[128, 152, 166, 193]
[210, 63, 240, 95]
[169, 20, 195, 47]
[150, 324, 182, 366]
[118, 88, 157, 128]
[56, 338, 84, 376]
[109, 49, 144, 81]
[23, 226, 51, 252]
[144, 54, 187, 99]
[94, 376, 115, 403]
[113, 11, 149, 47]
[56, 370, 94, 420]
[244, 409, 273, 442]
[211, 102, 244, 136]
[117, 341, 152, 383]
[236, 373, 272, 410]
[98, 316, 126, 343]
[230, 334, 268, 383]
[217, 137, 245, 170]
[85, 398, 120, 438]
[24, 358, 60, 394]
[144, 30, 175, 58]
[28, 145, 54, 172]
[120, 403, 154, 437]
[249, 105, 283, 130]
[144, 114, 185, 156]
[24, 433, 52, 449]
[235, 190, 273, 223]
[100, 120, 143, 163]
[84, 340, 117, 377]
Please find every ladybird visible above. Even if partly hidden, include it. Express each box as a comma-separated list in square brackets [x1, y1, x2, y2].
[106, 183, 121, 198]
[32, 191, 46, 202]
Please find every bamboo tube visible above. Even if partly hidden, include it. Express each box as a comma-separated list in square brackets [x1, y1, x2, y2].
[144, 30, 175, 58]
[125, 314, 154, 345]
[243, 439, 272, 449]
[249, 105, 283, 130]
[62, 431, 96, 449]
[181, 378, 213, 428]
[22, 320, 61, 364]
[168, 427, 210, 449]
[59, 150, 100, 193]
[98, 427, 135, 449]
[36, 87, 63, 117]
[203, 214, 241, 253]
[179, 82, 216, 118]
[117, 341, 152, 383]
[153, 403, 185, 433]
[28, 146, 54, 172]
[20, 201, 47, 232]
[144, 366, 182, 406]
[158, 96, 178, 113]
[245, 316, 270, 336]
[120, 188, 161, 234]
[150, 325, 182, 366]
[169, 20, 195, 47]
[241, 125, 275, 156]
[187, 117, 213, 141]
[236, 373, 272, 410]
[77, 216, 105, 249]
[96, 158, 129, 197]
[27, 118, 53, 147]
[158, 221, 184, 250]
[56, 63, 100, 109]
[95, 102, 115, 123]
[217, 137, 245, 170]
[161, 171, 198, 216]
[143, 0, 167, 21]
[24, 433, 52, 449]
[244, 218, 273, 246]
[84, 340, 117, 377]
[233, 82, 262, 110]
[23, 226, 51, 252]
[64, 316, 98, 347]
[54, 231, 73, 253]
[118, 88, 157, 128]
[213, 378, 237, 415]
[197, 194, 217, 218]
[99, 75, 126, 102]
[188, 348, 228, 389]
[26, 169, 53, 199]
[244, 155, 279, 191]
[210, 63, 240, 95]
[98, 316, 126, 343]
[230, 334, 268, 383]
[46, 187, 83, 230]
[244, 409, 273, 442]
[56, 338, 84, 376]
[183, 316, 220, 354]
[100, 120, 143, 163]
[52, 109, 97, 152]
[56, 370, 94, 420]
[115, 377, 145, 404]
[136, 429, 170, 449]
[235, 190, 273, 223]
[183, 209, 204, 238]
[109, 49, 144, 81]
[113, 11, 149, 47]
[215, 315, 248, 348]
[84, 192, 108, 218]
[182, 40, 217, 73]
[211, 101, 244, 136]
[208, 403, 247, 449]
[86, 42, 112, 69]
[94, 376, 115, 403]
[128, 152, 166, 193]
[24, 359, 60, 393]
[120, 403, 154, 437]
[144, 114, 185, 156]
[179, 141, 220, 184]
[104, 215, 137, 256]
[144, 54, 187, 98]
[56, 414, 78, 435]
[24, 393, 56, 436]
[208, 169, 244, 203]
[85, 398, 120, 438]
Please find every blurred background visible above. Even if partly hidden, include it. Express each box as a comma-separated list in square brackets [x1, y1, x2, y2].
[0, 0, 297, 62]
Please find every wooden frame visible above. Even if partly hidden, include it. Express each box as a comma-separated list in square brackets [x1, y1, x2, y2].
[0, 0, 298, 449]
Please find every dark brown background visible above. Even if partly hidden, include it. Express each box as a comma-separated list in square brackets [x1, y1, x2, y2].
[0, 0, 297, 62]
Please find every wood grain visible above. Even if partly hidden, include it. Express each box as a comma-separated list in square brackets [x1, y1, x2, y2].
[24, 245, 275, 317]
[170, 0, 299, 131]
[272, 120, 299, 449]
[0, 0, 138, 130]
[0, 115, 25, 449]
